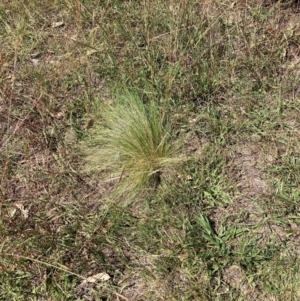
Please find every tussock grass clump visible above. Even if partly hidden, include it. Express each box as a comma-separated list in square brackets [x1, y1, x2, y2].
[88, 91, 179, 199]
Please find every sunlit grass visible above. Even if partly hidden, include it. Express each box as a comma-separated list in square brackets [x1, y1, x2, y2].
[86, 90, 180, 200]
[2, 0, 300, 300]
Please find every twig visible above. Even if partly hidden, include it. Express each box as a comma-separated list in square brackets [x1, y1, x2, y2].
[5, 253, 129, 301]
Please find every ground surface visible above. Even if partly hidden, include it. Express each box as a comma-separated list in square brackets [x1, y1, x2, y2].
[1, 0, 300, 300]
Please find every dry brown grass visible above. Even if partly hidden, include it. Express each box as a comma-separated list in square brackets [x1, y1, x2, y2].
[1, 0, 300, 300]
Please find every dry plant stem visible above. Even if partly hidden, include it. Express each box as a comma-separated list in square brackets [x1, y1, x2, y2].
[5, 253, 129, 301]
[0, 109, 32, 151]
[1, 88, 41, 151]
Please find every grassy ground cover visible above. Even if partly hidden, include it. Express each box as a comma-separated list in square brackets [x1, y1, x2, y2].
[1, 0, 300, 300]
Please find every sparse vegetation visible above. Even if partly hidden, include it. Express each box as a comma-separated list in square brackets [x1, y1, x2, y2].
[1, 0, 300, 300]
